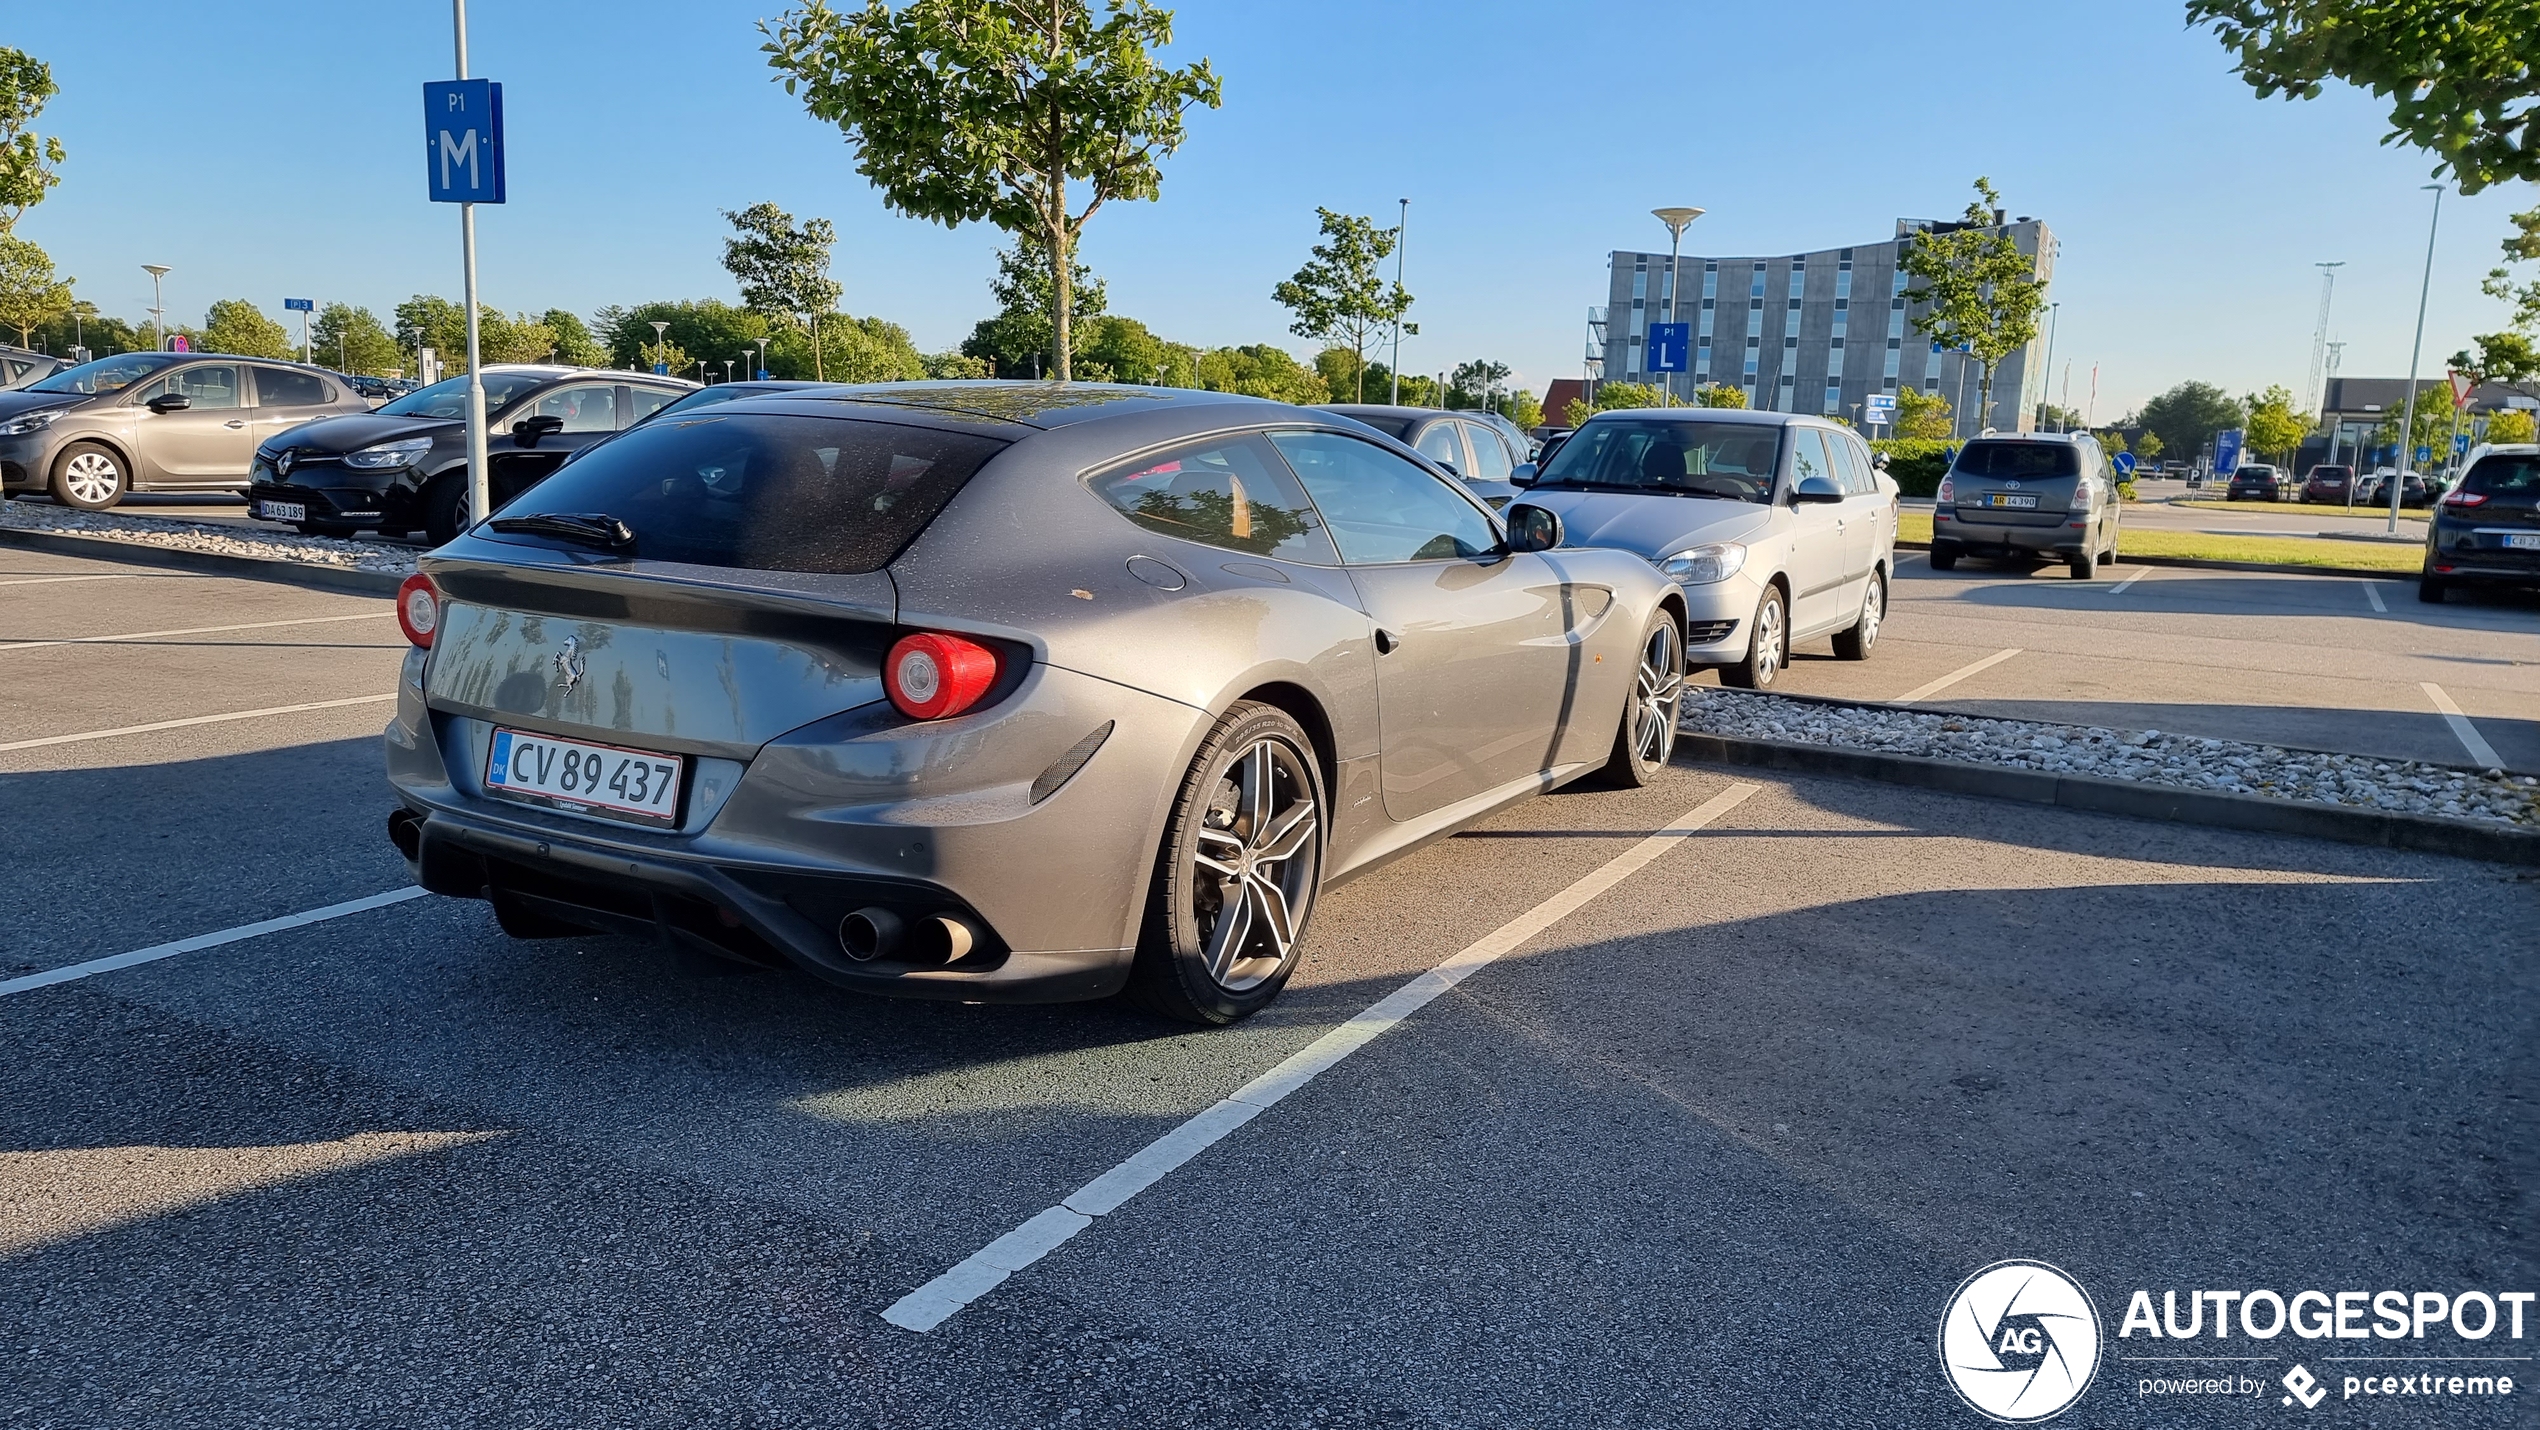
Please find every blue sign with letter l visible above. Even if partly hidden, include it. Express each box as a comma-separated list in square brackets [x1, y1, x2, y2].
[1646, 322, 1690, 373]
[423, 79, 506, 204]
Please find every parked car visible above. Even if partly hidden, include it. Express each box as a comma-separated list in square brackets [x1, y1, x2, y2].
[2421, 446, 2540, 602]
[2301, 464, 2352, 503]
[1470, 408, 1538, 461]
[1928, 432, 2122, 579]
[0, 344, 67, 391]
[1317, 404, 1530, 508]
[2356, 469, 2437, 509]
[0, 351, 372, 509]
[2227, 463, 2286, 500]
[246, 365, 694, 541]
[342, 374, 413, 403]
[1513, 408, 1897, 688]
[382, 382, 1685, 1024]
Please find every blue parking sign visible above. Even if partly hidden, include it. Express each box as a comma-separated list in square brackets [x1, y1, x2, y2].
[1647, 322, 1690, 373]
[423, 79, 505, 204]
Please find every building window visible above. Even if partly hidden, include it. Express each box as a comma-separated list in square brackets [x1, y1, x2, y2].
[1750, 298, 1764, 312]
[1750, 263, 1766, 299]
[1631, 270, 1647, 300]
[1824, 383, 1843, 414]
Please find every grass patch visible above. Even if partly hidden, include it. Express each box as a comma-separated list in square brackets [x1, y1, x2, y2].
[1897, 509, 2421, 573]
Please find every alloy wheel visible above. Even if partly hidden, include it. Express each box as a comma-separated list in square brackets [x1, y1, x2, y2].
[1632, 621, 1684, 766]
[1857, 580, 1883, 651]
[61, 451, 121, 505]
[1754, 594, 1785, 684]
[1188, 736, 1320, 992]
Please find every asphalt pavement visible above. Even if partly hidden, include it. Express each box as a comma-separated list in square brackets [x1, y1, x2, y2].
[3, 542, 2534, 1428]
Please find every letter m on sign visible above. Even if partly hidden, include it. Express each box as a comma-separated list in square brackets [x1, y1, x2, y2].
[422, 79, 505, 204]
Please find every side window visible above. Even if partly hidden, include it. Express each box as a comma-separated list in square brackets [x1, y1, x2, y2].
[626, 387, 680, 423]
[1413, 422, 1465, 472]
[1461, 422, 1514, 481]
[133, 365, 242, 409]
[254, 367, 330, 408]
[1790, 427, 1834, 490]
[1824, 432, 1870, 494]
[1268, 430, 1499, 565]
[1087, 433, 1340, 565]
[526, 382, 622, 432]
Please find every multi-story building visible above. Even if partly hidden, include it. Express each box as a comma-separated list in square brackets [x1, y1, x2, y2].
[1596, 213, 2056, 437]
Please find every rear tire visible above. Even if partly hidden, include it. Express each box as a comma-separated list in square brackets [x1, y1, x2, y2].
[1593, 609, 1683, 787]
[1928, 547, 1958, 572]
[1716, 583, 1787, 689]
[50, 442, 128, 510]
[2419, 574, 2448, 604]
[1130, 702, 1326, 1026]
[2069, 547, 2097, 580]
[1832, 570, 1884, 661]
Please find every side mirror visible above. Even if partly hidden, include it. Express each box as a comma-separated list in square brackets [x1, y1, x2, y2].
[146, 393, 191, 414]
[1435, 458, 1460, 477]
[1870, 450, 1891, 471]
[511, 414, 566, 448]
[1792, 474, 1845, 504]
[1509, 462, 1538, 487]
[1503, 501, 1563, 554]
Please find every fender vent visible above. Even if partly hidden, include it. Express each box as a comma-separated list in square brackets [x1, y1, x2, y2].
[1030, 721, 1114, 804]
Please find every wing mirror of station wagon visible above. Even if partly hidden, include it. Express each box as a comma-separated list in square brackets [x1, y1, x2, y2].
[1792, 474, 1846, 504]
[1510, 462, 1538, 487]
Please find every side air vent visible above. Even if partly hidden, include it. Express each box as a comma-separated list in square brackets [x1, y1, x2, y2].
[1030, 721, 1115, 804]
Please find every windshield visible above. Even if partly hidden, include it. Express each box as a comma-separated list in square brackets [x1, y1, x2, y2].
[29, 351, 182, 395]
[1531, 419, 1782, 503]
[483, 412, 1011, 574]
[375, 371, 554, 419]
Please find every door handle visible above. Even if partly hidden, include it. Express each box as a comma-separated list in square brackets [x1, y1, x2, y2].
[1373, 627, 1400, 655]
[224, 420, 245, 429]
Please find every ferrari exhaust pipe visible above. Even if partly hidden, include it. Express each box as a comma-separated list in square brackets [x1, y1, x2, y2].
[910, 913, 977, 965]
[838, 907, 903, 962]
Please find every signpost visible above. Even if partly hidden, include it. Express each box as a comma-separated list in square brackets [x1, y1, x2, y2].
[1864, 391, 1896, 433]
[283, 297, 314, 365]
[2112, 451, 2136, 478]
[423, 11, 505, 528]
[1647, 322, 1690, 384]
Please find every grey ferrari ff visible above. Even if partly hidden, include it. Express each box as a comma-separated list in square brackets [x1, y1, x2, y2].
[386, 383, 1687, 1024]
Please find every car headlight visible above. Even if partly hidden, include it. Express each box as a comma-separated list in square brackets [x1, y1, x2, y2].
[1654, 542, 1748, 584]
[343, 437, 434, 469]
[0, 408, 64, 437]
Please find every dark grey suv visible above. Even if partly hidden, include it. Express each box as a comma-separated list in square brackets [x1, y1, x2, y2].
[1928, 433, 2123, 579]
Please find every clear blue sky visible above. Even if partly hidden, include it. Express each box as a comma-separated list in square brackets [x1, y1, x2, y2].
[12, 2, 2531, 417]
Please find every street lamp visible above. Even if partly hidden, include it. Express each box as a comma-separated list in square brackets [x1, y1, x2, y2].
[141, 265, 172, 350]
[649, 320, 670, 374]
[1651, 207, 1704, 406]
[2389, 183, 2444, 534]
[2034, 301, 2059, 431]
[725, 359, 737, 384]
[754, 337, 769, 381]
[1389, 197, 1408, 406]
[695, 360, 708, 385]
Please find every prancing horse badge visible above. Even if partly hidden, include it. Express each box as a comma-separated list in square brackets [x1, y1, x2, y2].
[553, 635, 585, 696]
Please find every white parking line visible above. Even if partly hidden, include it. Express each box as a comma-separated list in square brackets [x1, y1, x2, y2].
[0, 610, 392, 654]
[2106, 567, 2152, 596]
[879, 781, 1765, 1334]
[2419, 683, 2503, 769]
[1892, 648, 2021, 705]
[0, 888, 427, 998]
[0, 572, 154, 588]
[0, 693, 398, 752]
[2363, 582, 2387, 613]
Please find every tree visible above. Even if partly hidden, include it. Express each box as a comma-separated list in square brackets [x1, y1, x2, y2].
[479, 310, 559, 365]
[1448, 359, 1510, 411]
[1894, 387, 1953, 438]
[2453, 208, 2540, 402]
[2187, 0, 2539, 194]
[721, 201, 844, 378]
[2138, 381, 2245, 464]
[773, 312, 926, 382]
[2037, 403, 2085, 431]
[764, 0, 1222, 381]
[2243, 383, 2312, 462]
[202, 300, 294, 360]
[313, 303, 401, 375]
[1692, 383, 1748, 410]
[2134, 430, 2166, 461]
[1900, 178, 2047, 434]
[2482, 408, 2534, 444]
[542, 309, 607, 367]
[1194, 344, 1325, 404]
[0, 234, 70, 346]
[961, 234, 1105, 376]
[2376, 397, 2450, 461]
[1271, 208, 1411, 403]
[2096, 428, 2130, 457]
[0, 48, 66, 236]
[1083, 315, 1170, 384]
[924, 350, 992, 379]
[393, 295, 558, 370]
[1506, 390, 1543, 430]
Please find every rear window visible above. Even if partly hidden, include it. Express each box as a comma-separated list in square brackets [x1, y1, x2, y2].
[483, 413, 1010, 574]
[1953, 440, 2080, 479]
[1341, 412, 1414, 439]
[2461, 455, 2540, 497]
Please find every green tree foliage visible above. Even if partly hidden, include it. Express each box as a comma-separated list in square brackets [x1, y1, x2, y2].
[542, 309, 607, 367]
[1447, 359, 1510, 411]
[1506, 391, 1544, 430]
[721, 201, 844, 378]
[0, 48, 66, 236]
[2243, 383, 2312, 461]
[2187, 0, 2539, 194]
[2453, 208, 2540, 399]
[313, 303, 401, 375]
[2096, 428, 2130, 456]
[1868, 438, 1953, 497]
[201, 300, 294, 360]
[2138, 381, 2245, 463]
[1272, 208, 1412, 404]
[0, 234, 71, 345]
[1692, 383, 1748, 410]
[2376, 395, 2450, 459]
[962, 236, 1106, 377]
[772, 313, 925, 382]
[392, 295, 557, 370]
[1900, 178, 2047, 433]
[2037, 403, 2085, 431]
[1575, 382, 1665, 422]
[2482, 407, 2534, 443]
[1894, 387, 1953, 438]
[598, 300, 770, 379]
[924, 349, 992, 379]
[2134, 430, 2166, 460]
[764, 0, 1221, 380]
[1081, 315, 1176, 385]
[23, 304, 152, 359]
[1195, 344, 1325, 404]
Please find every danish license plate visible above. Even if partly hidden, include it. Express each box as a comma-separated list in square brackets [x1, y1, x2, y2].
[257, 500, 306, 522]
[1985, 493, 2041, 509]
[486, 727, 683, 826]
[2507, 533, 2540, 551]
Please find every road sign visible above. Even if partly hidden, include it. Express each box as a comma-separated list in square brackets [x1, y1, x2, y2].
[2113, 451, 2137, 476]
[2448, 369, 2475, 410]
[423, 79, 506, 204]
[168, 335, 190, 353]
[1865, 393, 1896, 414]
[1646, 323, 1689, 373]
[2212, 427, 2243, 476]
[2416, 445, 2433, 464]
[2453, 433, 2471, 458]
[283, 297, 314, 313]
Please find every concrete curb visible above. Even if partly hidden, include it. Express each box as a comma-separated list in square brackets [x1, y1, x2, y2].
[1894, 538, 2405, 581]
[1676, 732, 2540, 868]
[0, 527, 406, 597]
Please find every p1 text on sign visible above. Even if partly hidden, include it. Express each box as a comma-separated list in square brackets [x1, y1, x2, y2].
[423, 79, 506, 205]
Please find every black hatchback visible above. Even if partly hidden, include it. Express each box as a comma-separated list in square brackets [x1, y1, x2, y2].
[246, 365, 692, 542]
[2421, 447, 2540, 601]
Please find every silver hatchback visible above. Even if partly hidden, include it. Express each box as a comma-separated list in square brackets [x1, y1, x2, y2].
[0, 351, 370, 509]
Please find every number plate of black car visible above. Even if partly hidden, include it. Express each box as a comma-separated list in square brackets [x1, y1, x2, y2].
[485, 727, 683, 827]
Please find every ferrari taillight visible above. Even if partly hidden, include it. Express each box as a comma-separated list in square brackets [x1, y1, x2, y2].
[884, 632, 1000, 720]
[396, 574, 441, 649]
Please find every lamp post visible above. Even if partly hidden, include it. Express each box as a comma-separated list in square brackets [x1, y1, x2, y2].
[1651, 207, 1704, 407]
[2033, 301, 2059, 431]
[695, 360, 707, 385]
[725, 359, 737, 385]
[754, 337, 770, 381]
[141, 265, 171, 349]
[2388, 183, 2444, 534]
[447, 0, 492, 527]
[1389, 197, 1408, 406]
[649, 321, 670, 374]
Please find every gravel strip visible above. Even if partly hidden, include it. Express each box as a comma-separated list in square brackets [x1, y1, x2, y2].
[0, 500, 419, 575]
[1680, 686, 2540, 829]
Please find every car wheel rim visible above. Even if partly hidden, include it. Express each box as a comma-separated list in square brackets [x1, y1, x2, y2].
[1755, 597, 1784, 684]
[63, 452, 120, 504]
[1860, 580, 1883, 650]
[1190, 736, 1319, 992]
[1633, 622, 1683, 766]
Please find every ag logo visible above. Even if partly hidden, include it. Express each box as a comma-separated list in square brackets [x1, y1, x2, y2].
[1939, 1260, 2101, 1422]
